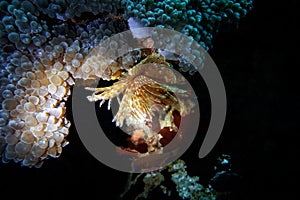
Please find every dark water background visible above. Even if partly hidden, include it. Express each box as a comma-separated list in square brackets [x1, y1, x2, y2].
[1, 1, 298, 199]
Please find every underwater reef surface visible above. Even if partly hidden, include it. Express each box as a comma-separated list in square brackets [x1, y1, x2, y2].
[0, 0, 252, 169]
[1, 0, 298, 199]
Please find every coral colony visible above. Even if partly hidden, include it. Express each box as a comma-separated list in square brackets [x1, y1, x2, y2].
[0, 0, 253, 199]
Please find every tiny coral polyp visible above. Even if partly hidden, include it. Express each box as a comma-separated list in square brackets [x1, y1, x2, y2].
[86, 49, 194, 154]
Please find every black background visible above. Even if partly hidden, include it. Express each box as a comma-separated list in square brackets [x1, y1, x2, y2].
[1, 1, 298, 199]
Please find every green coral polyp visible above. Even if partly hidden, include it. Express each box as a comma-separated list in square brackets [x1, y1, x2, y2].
[122, 0, 253, 52]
